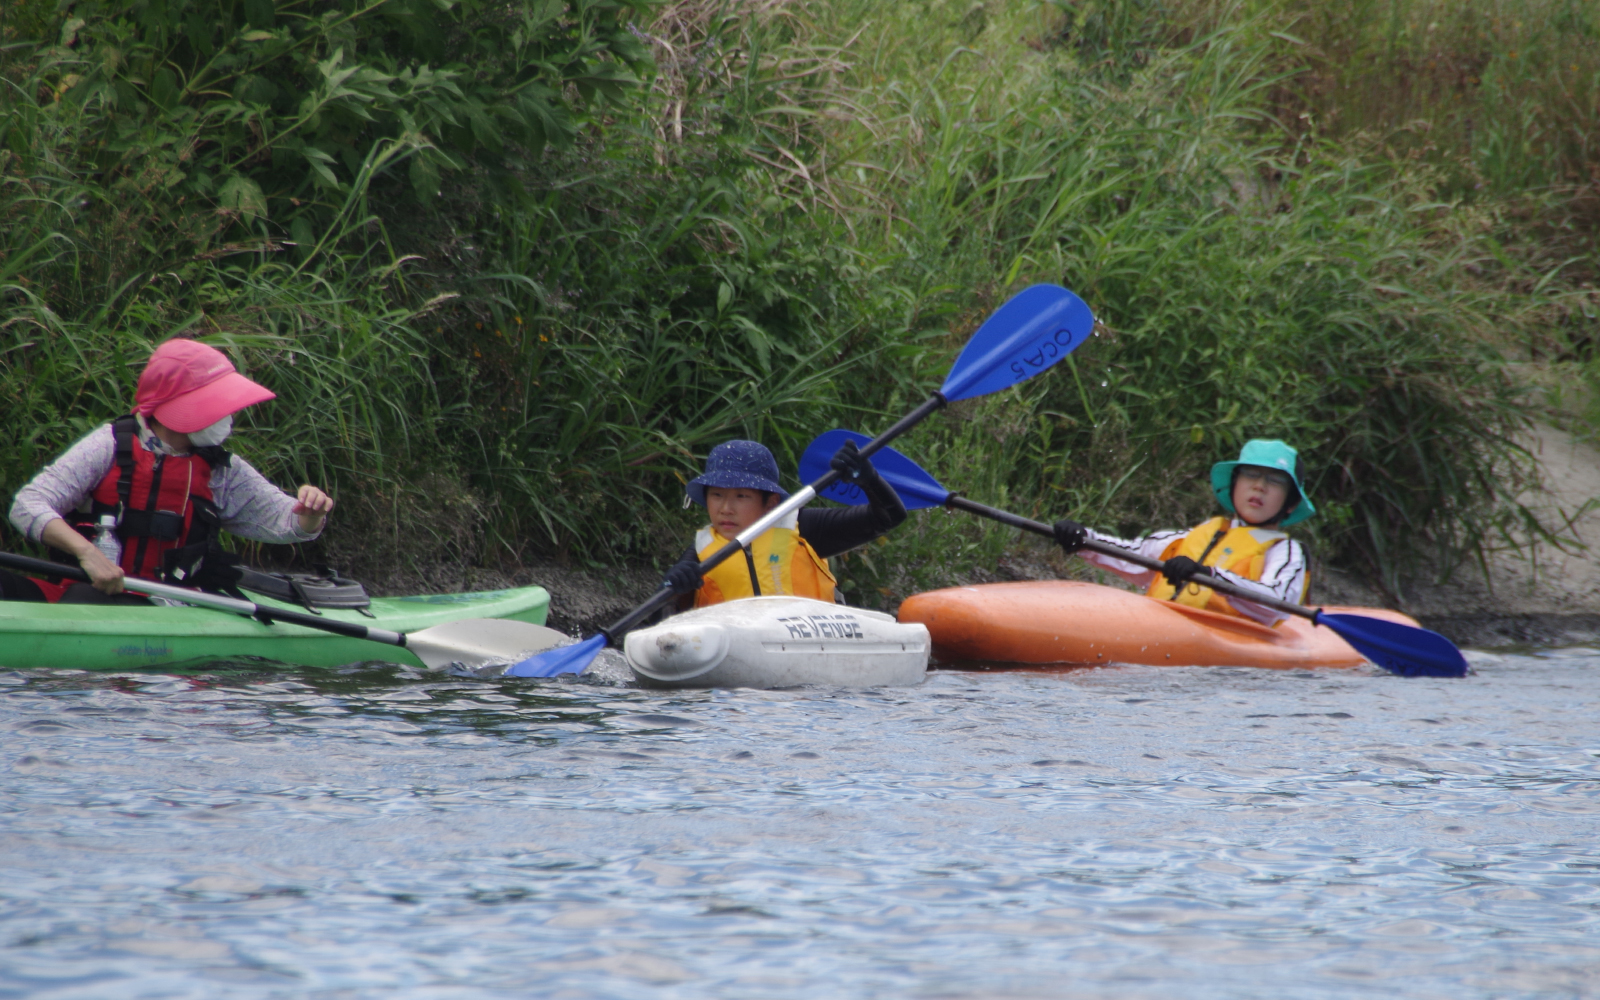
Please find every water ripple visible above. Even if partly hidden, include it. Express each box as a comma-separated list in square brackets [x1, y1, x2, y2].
[2, 652, 1597, 999]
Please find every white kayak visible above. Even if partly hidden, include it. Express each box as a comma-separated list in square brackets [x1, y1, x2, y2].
[623, 596, 930, 688]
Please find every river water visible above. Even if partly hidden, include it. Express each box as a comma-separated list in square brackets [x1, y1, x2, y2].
[2, 647, 1597, 999]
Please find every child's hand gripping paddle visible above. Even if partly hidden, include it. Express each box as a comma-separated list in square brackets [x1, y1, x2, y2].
[797, 434, 1471, 679]
[504, 284, 1097, 678]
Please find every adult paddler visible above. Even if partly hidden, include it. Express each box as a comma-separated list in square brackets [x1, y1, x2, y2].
[3, 338, 334, 604]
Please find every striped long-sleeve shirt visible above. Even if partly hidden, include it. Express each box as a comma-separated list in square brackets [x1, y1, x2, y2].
[9, 422, 320, 547]
[1077, 519, 1307, 627]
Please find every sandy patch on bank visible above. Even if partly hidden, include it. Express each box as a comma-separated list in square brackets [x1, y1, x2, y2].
[1320, 424, 1600, 645]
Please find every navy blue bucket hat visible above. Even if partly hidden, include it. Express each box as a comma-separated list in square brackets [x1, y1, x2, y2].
[685, 440, 790, 507]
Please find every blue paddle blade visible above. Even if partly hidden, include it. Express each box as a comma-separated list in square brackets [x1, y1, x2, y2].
[1316, 612, 1469, 678]
[503, 633, 607, 678]
[799, 429, 953, 511]
[939, 284, 1096, 403]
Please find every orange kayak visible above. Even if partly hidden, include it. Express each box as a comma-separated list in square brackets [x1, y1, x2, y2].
[897, 580, 1422, 669]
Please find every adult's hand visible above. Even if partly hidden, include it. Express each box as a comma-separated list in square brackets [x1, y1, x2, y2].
[1052, 518, 1087, 553]
[81, 547, 126, 594]
[1162, 555, 1212, 589]
[41, 517, 126, 594]
[293, 485, 335, 533]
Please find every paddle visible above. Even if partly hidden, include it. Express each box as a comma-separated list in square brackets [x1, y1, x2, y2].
[504, 283, 1097, 678]
[0, 550, 566, 671]
[798, 433, 1470, 678]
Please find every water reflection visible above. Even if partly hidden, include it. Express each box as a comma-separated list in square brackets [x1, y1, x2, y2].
[2, 648, 1597, 998]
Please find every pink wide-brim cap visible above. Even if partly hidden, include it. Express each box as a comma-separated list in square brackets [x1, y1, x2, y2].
[135, 339, 276, 433]
[152, 371, 276, 433]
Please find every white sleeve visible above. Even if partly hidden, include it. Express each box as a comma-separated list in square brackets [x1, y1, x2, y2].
[1077, 528, 1186, 589]
[1212, 539, 1307, 626]
[211, 456, 320, 544]
[8, 425, 117, 541]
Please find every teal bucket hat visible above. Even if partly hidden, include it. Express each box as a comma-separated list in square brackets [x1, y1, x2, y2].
[1211, 439, 1315, 527]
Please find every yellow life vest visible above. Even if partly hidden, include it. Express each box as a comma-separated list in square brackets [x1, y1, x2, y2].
[693, 510, 836, 607]
[1145, 516, 1306, 616]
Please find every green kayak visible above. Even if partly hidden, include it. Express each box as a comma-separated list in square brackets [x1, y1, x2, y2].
[0, 585, 550, 671]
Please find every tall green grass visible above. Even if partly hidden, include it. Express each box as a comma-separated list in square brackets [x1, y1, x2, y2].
[1162, 0, 1600, 436]
[673, 0, 1568, 596]
[1170, 0, 1600, 195]
[1218, 0, 1600, 446]
[2, 0, 1590, 601]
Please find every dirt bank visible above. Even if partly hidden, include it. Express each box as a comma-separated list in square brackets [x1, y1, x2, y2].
[1318, 425, 1600, 647]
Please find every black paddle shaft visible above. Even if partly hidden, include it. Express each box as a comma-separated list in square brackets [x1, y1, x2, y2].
[941, 496, 1319, 623]
[0, 550, 400, 643]
[602, 393, 951, 641]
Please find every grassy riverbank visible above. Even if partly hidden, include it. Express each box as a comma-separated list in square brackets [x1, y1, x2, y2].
[3, 0, 1596, 605]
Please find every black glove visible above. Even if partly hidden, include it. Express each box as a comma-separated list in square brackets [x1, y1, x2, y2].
[661, 559, 703, 595]
[829, 439, 873, 483]
[1162, 555, 1213, 589]
[1052, 518, 1087, 553]
[830, 438, 907, 530]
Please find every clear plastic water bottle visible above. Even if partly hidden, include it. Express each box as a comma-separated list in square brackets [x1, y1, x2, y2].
[92, 514, 122, 566]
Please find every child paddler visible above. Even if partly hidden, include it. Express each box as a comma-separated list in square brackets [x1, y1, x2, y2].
[659, 439, 907, 606]
[1051, 439, 1314, 626]
[3, 339, 334, 604]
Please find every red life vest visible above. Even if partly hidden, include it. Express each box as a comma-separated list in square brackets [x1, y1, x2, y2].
[72, 417, 226, 583]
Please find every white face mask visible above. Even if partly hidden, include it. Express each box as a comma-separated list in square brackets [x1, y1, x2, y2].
[187, 414, 233, 447]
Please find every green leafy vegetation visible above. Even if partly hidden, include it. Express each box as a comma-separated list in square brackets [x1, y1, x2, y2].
[2, 0, 1595, 602]
[1180, 0, 1600, 195]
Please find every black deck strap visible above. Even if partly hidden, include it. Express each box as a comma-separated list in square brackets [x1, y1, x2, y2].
[238, 565, 371, 613]
[298, 565, 370, 610]
[236, 566, 297, 603]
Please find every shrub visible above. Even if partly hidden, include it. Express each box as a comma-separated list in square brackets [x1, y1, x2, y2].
[1, 0, 1586, 605]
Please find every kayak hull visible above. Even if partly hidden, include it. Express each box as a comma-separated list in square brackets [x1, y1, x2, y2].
[897, 580, 1420, 670]
[0, 586, 551, 671]
[624, 596, 929, 688]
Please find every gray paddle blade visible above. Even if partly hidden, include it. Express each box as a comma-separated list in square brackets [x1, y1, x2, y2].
[404, 618, 568, 670]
